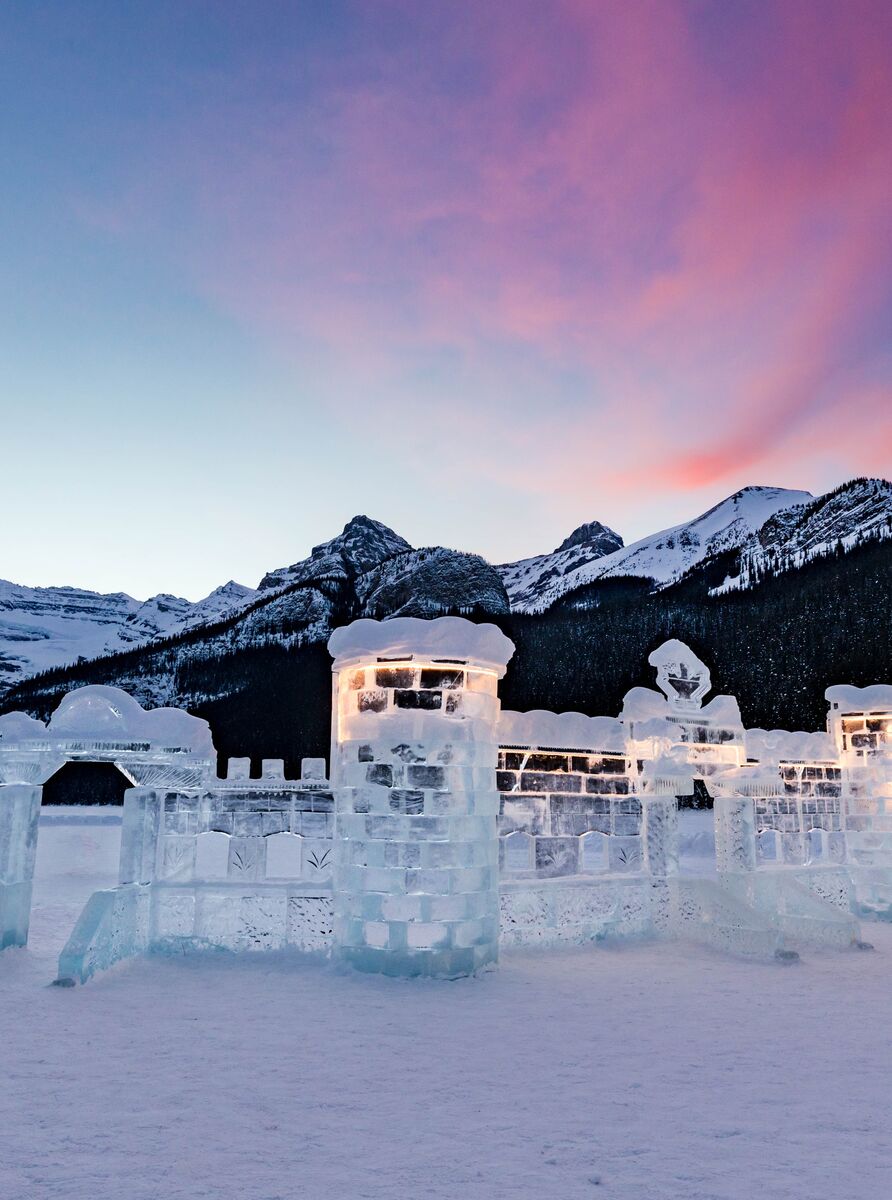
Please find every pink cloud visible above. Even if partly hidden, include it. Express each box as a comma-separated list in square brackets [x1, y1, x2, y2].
[77, 0, 892, 513]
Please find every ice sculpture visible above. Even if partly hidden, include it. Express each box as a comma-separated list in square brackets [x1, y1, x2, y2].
[825, 686, 892, 885]
[329, 616, 514, 977]
[621, 641, 745, 783]
[826, 684, 892, 761]
[492, 709, 684, 946]
[14, 633, 890, 981]
[57, 757, 335, 983]
[496, 713, 639, 878]
[649, 639, 712, 709]
[0, 686, 215, 953]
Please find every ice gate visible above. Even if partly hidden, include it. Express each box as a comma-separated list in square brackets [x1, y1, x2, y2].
[1, 615, 890, 981]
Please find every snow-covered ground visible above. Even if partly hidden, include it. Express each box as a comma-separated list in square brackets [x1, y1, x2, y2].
[2, 810, 891, 1200]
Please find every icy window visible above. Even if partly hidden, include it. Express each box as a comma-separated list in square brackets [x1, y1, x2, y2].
[580, 831, 609, 873]
[265, 832, 303, 879]
[502, 831, 533, 872]
[195, 831, 230, 879]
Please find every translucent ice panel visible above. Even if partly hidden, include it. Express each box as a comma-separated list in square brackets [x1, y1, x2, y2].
[194, 830, 230, 879]
[580, 830, 609, 873]
[501, 831, 533, 872]
[265, 832, 304, 878]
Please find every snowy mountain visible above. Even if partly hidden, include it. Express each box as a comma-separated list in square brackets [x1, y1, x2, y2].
[0, 578, 257, 693]
[0, 515, 506, 698]
[0, 516, 508, 713]
[166, 581, 258, 632]
[497, 521, 624, 614]
[258, 515, 412, 591]
[500, 486, 812, 613]
[235, 522, 509, 650]
[356, 547, 509, 619]
[714, 478, 892, 593]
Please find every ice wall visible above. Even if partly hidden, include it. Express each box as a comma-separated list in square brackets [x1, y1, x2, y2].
[57, 759, 335, 982]
[329, 616, 514, 977]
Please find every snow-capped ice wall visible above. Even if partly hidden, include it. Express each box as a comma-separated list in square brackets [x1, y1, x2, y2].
[329, 617, 514, 977]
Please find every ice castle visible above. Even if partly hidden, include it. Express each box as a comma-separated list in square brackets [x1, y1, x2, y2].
[1, 616, 890, 982]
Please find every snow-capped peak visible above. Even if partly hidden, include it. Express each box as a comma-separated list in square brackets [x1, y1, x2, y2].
[500, 486, 813, 612]
[498, 517, 627, 614]
[554, 520, 624, 556]
[714, 477, 892, 593]
[162, 580, 259, 635]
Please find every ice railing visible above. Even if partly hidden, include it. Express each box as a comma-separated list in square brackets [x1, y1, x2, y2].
[0, 740, 213, 789]
[120, 757, 334, 888]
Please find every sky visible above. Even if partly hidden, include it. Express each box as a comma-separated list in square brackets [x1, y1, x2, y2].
[1, 0, 890, 601]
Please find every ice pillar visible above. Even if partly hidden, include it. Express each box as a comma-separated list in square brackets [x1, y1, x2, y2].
[0, 784, 42, 949]
[639, 768, 684, 931]
[328, 617, 514, 977]
[714, 794, 758, 874]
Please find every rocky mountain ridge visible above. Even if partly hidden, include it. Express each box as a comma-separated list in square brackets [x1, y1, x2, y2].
[0, 576, 257, 693]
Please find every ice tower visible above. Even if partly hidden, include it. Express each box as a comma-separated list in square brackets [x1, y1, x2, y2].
[329, 616, 514, 977]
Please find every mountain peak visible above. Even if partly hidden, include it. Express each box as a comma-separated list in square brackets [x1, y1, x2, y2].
[554, 520, 623, 555]
[309, 515, 412, 570]
[259, 516, 412, 591]
[341, 514, 395, 535]
[500, 484, 816, 612]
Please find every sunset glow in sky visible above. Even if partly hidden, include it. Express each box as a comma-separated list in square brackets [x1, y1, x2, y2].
[2, 1, 891, 598]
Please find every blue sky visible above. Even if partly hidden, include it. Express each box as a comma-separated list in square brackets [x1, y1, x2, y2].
[2, 1, 890, 599]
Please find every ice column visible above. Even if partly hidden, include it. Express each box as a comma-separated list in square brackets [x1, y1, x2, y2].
[714, 793, 758, 874]
[0, 784, 42, 949]
[328, 617, 514, 977]
[639, 767, 684, 931]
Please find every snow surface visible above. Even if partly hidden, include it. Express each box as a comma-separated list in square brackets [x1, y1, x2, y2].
[3, 809, 891, 1200]
[825, 683, 892, 711]
[745, 728, 838, 763]
[620, 686, 742, 726]
[0, 685, 215, 755]
[499, 709, 625, 751]
[329, 615, 515, 672]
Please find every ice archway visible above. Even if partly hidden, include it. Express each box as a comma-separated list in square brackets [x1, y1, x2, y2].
[0, 686, 214, 947]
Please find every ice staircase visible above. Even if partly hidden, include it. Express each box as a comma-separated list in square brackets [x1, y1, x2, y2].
[847, 866, 892, 921]
[673, 871, 862, 959]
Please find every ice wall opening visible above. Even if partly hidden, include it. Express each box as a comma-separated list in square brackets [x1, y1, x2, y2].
[41, 762, 133, 807]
